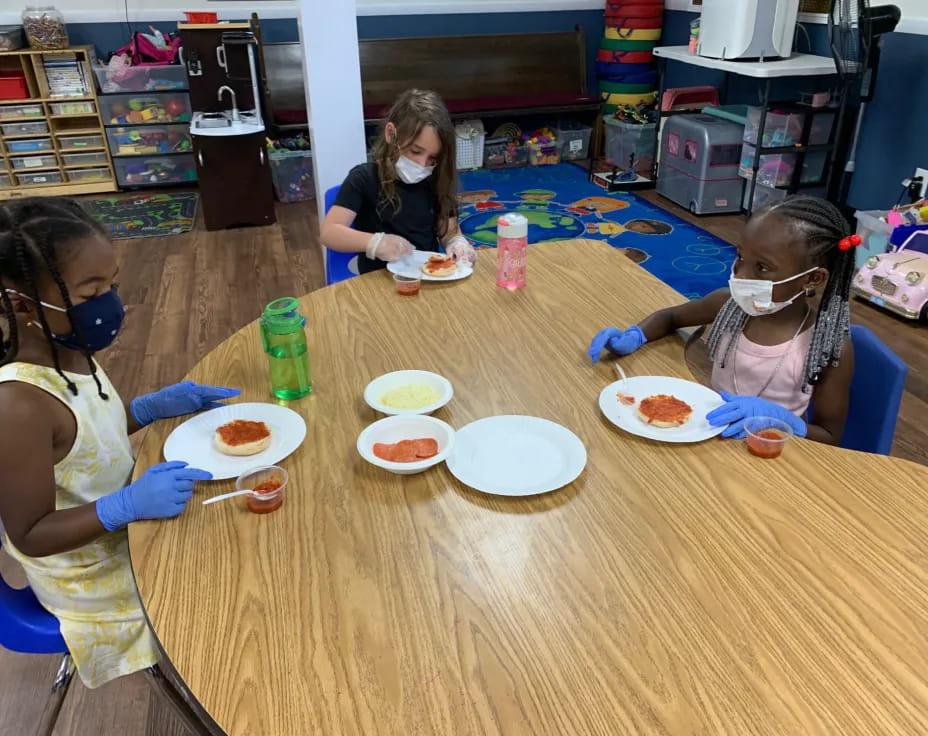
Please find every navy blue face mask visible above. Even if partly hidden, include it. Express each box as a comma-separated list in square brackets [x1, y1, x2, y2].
[15, 287, 125, 353]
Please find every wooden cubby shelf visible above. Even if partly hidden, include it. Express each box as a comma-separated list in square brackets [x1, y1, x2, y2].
[0, 46, 117, 199]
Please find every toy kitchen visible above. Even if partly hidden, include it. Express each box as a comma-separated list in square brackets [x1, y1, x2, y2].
[178, 22, 275, 230]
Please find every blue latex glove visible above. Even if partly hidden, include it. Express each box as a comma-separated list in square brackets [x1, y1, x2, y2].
[588, 326, 647, 364]
[96, 461, 213, 531]
[706, 391, 808, 439]
[130, 381, 240, 427]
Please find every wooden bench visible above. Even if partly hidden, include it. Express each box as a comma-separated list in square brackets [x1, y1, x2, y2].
[262, 28, 599, 129]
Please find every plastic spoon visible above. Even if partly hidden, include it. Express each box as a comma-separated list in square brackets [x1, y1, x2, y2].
[614, 363, 629, 389]
[202, 489, 255, 505]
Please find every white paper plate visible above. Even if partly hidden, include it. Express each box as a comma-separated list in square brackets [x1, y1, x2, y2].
[387, 250, 474, 282]
[598, 376, 725, 443]
[163, 403, 307, 480]
[446, 416, 587, 497]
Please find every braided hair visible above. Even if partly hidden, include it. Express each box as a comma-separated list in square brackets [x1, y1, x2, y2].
[707, 195, 853, 393]
[0, 197, 110, 398]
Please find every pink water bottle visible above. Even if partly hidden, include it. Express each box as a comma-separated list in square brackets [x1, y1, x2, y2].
[496, 213, 528, 289]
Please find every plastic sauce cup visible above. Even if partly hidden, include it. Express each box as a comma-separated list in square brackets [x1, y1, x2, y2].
[744, 417, 794, 459]
[236, 465, 289, 514]
[394, 273, 421, 296]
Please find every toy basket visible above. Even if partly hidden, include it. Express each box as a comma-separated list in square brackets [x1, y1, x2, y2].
[269, 149, 315, 203]
[455, 119, 485, 170]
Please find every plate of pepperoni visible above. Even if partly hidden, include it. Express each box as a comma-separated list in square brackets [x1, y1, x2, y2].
[163, 403, 307, 479]
[598, 376, 725, 443]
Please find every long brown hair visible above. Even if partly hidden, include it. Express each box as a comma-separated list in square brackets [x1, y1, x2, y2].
[372, 89, 457, 240]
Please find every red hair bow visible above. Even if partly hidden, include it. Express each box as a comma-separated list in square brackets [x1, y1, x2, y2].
[838, 234, 863, 251]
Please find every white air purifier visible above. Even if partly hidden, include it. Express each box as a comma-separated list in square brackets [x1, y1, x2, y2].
[698, 0, 800, 60]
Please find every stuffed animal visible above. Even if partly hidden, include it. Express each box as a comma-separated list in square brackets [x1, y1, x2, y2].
[103, 53, 133, 93]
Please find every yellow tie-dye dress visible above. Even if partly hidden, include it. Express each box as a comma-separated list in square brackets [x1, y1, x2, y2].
[0, 361, 159, 688]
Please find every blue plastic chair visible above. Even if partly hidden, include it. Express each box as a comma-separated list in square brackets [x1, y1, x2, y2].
[1, 540, 75, 735]
[839, 324, 908, 455]
[322, 185, 359, 286]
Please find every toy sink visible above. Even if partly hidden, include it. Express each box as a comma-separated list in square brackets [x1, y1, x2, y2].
[191, 110, 264, 138]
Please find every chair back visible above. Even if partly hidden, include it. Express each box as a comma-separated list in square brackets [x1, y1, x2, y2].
[840, 324, 908, 455]
[322, 185, 359, 286]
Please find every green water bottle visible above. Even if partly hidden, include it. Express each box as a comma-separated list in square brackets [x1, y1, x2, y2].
[260, 297, 312, 400]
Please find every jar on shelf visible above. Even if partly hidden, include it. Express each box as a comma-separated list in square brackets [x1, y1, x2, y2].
[22, 6, 69, 50]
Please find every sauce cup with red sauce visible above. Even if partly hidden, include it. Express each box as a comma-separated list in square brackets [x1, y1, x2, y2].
[744, 417, 794, 459]
[236, 465, 289, 514]
[394, 273, 421, 296]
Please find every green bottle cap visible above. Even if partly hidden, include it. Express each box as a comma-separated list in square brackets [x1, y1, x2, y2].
[261, 297, 304, 335]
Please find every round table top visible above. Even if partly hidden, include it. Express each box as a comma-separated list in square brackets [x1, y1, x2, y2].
[130, 239, 928, 735]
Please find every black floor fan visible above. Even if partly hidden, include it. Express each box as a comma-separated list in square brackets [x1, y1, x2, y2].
[829, 1, 901, 209]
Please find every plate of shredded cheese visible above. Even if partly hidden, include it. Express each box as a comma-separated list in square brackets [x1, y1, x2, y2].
[364, 370, 454, 416]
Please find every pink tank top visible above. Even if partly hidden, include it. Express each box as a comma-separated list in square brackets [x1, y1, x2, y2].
[711, 327, 814, 417]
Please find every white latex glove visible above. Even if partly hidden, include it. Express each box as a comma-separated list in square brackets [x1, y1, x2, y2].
[445, 234, 476, 265]
[367, 232, 414, 262]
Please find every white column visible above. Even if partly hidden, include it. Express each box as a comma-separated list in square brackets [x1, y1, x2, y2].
[296, 0, 367, 226]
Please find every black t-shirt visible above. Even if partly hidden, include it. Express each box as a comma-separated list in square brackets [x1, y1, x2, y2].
[334, 162, 440, 274]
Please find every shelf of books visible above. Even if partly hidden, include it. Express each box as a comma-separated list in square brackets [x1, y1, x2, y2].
[0, 46, 117, 200]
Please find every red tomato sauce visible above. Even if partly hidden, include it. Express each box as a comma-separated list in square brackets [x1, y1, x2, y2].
[747, 429, 788, 459]
[217, 420, 270, 446]
[247, 477, 284, 514]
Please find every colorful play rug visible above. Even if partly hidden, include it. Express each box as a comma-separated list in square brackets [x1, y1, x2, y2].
[458, 164, 736, 299]
[81, 192, 199, 240]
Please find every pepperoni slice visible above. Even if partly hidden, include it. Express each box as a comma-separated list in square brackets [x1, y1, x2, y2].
[414, 438, 439, 458]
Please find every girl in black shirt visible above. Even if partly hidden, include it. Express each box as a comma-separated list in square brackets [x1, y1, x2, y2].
[321, 89, 476, 274]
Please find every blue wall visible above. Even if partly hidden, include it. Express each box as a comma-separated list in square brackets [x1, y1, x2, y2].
[68, 9, 926, 210]
[67, 11, 604, 90]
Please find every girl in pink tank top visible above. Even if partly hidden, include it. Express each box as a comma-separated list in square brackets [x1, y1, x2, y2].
[588, 196, 857, 445]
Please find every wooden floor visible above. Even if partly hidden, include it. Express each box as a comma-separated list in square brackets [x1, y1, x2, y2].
[1, 190, 926, 736]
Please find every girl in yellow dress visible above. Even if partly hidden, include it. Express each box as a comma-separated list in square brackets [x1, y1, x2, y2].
[0, 197, 237, 688]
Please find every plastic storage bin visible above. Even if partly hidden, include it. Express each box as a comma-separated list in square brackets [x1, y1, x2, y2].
[743, 106, 805, 147]
[0, 25, 26, 51]
[854, 210, 895, 270]
[742, 182, 787, 212]
[0, 103, 43, 119]
[62, 150, 108, 167]
[67, 167, 110, 183]
[15, 170, 63, 186]
[93, 64, 188, 93]
[114, 154, 196, 186]
[269, 149, 315, 202]
[605, 118, 656, 174]
[100, 93, 191, 125]
[0, 172, 10, 188]
[809, 111, 836, 145]
[10, 153, 58, 170]
[107, 124, 192, 156]
[801, 151, 828, 184]
[0, 73, 28, 101]
[7, 137, 52, 153]
[555, 120, 593, 161]
[49, 100, 96, 116]
[1, 120, 48, 136]
[739, 143, 796, 187]
[484, 137, 509, 168]
[527, 137, 559, 166]
[58, 133, 104, 150]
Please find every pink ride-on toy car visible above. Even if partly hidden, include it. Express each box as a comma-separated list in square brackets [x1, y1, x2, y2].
[852, 230, 928, 322]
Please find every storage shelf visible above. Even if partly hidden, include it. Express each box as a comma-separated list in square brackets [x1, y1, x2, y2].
[49, 113, 98, 120]
[63, 162, 110, 169]
[9, 165, 61, 172]
[52, 127, 103, 136]
[0, 96, 95, 105]
[1, 133, 52, 140]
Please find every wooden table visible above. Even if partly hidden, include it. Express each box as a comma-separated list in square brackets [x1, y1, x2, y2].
[130, 240, 928, 735]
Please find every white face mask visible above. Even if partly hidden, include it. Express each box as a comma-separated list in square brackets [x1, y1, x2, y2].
[395, 156, 434, 185]
[729, 265, 817, 317]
